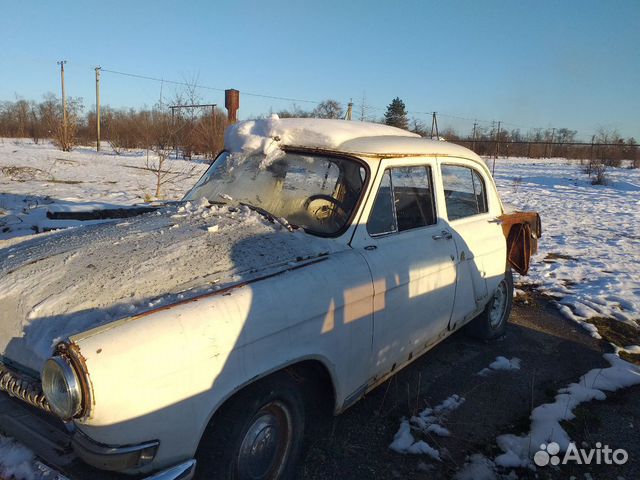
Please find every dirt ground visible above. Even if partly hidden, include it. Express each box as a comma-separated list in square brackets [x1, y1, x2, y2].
[295, 290, 639, 479]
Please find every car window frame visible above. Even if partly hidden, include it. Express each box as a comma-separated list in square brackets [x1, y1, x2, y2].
[366, 163, 438, 238]
[185, 147, 372, 239]
[439, 162, 490, 222]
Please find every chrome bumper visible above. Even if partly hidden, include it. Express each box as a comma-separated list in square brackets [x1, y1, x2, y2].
[35, 458, 196, 480]
[0, 390, 196, 479]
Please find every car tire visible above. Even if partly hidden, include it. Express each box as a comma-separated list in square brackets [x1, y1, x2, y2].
[195, 372, 305, 480]
[466, 268, 514, 340]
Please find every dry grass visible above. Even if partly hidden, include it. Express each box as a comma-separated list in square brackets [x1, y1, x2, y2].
[587, 317, 640, 365]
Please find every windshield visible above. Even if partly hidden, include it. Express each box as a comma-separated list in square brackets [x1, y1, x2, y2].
[184, 151, 367, 235]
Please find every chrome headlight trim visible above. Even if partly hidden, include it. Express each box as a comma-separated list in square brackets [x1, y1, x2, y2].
[41, 355, 83, 420]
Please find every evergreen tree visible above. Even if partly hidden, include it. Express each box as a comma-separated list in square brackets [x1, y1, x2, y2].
[384, 97, 409, 130]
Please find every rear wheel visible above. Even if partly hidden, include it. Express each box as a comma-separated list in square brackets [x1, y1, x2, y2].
[195, 373, 305, 480]
[466, 269, 513, 340]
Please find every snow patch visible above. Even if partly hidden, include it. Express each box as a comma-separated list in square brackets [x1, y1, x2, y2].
[495, 353, 640, 467]
[478, 356, 522, 376]
[389, 420, 441, 460]
[0, 435, 38, 480]
[389, 394, 465, 460]
[455, 454, 498, 480]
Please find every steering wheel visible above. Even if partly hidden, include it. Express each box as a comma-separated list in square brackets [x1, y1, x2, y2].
[303, 194, 348, 224]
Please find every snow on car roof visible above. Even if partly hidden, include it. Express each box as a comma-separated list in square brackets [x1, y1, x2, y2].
[224, 115, 479, 160]
[224, 115, 417, 154]
[337, 135, 481, 159]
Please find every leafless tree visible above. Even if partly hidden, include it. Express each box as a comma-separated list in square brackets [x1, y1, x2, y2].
[143, 105, 198, 198]
[312, 99, 343, 119]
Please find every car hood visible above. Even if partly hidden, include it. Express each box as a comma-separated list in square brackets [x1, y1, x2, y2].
[0, 200, 338, 373]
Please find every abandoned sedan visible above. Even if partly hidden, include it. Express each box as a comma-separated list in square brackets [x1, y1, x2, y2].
[0, 117, 540, 480]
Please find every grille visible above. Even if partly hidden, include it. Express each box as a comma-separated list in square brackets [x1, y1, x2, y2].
[0, 363, 51, 412]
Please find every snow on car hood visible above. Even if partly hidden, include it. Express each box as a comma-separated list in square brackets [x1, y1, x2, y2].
[0, 199, 338, 373]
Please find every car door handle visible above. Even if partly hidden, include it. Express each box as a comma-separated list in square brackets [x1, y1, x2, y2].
[432, 230, 453, 241]
[364, 245, 377, 251]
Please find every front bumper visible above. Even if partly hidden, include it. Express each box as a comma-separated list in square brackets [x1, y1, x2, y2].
[72, 429, 160, 471]
[35, 458, 196, 480]
[0, 390, 196, 480]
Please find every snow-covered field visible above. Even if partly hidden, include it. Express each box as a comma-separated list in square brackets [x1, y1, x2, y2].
[0, 139, 208, 241]
[493, 157, 640, 336]
[1, 140, 639, 478]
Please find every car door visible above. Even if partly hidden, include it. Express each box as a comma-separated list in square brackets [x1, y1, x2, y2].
[439, 159, 506, 328]
[350, 158, 457, 380]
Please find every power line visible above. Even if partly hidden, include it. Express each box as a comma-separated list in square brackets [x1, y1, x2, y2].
[96, 65, 560, 132]
[48, 61, 591, 136]
[100, 68, 321, 105]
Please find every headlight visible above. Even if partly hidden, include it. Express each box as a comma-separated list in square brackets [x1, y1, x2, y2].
[41, 356, 83, 420]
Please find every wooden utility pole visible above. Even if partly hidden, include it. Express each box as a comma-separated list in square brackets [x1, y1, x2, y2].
[471, 122, 478, 151]
[492, 121, 501, 176]
[430, 112, 439, 139]
[95, 67, 101, 151]
[57, 60, 67, 139]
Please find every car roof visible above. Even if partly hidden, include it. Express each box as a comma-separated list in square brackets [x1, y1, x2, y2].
[334, 135, 481, 160]
[226, 117, 483, 164]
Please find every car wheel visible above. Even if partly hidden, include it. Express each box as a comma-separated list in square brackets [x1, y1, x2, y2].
[195, 372, 305, 480]
[466, 269, 514, 340]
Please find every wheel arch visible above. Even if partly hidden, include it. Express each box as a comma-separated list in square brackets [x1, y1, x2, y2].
[195, 356, 339, 451]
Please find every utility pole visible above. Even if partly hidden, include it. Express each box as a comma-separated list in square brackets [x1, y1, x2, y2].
[95, 66, 101, 151]
[471, 122, 478, 152]
[492, 121, 501, 176]
[549, 127, 555, 158]
[589, 134, 596, 177]
[57, 60, 67, 140]
[345, 100, 353, 121]
[430, 112, 439, 139]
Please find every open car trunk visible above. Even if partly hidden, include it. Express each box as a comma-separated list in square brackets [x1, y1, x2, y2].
[499, 211, 542, 275]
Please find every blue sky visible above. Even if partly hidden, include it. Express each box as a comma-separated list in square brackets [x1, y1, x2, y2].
[1, 0, 638, 139]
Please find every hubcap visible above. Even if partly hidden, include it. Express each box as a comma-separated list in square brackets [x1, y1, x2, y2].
[237, 401, 293, 480]
[489, 279, 508, 328]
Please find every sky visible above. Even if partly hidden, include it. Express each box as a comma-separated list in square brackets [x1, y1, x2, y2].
[0, 0, 638, 140]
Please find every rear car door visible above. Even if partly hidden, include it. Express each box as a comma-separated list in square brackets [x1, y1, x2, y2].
[438, 159, 507, 328]
[350, 158, 457, 380]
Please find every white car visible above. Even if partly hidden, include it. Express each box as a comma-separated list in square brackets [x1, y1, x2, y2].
[0, 117, 540, 480]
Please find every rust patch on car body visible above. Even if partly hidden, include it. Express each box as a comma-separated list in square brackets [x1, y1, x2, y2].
[499, 211, 542, 275]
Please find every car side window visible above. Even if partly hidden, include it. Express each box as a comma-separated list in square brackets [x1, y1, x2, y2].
[366, 170, 395, 235]
[441, 164, 488, 220]
[367, 166, 436, 236]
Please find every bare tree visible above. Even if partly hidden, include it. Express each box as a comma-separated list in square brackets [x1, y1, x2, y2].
[277, 104, 313, 118]
[144, 105, 197, 199]
[410, 118, 427, 136]
[312, 99, 343, 119]
[50, 96, 83, 152]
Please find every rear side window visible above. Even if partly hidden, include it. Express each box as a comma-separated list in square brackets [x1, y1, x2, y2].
[441, 165, 488, 220]
[367, 166, 436, 236]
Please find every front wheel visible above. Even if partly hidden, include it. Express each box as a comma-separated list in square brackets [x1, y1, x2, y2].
[466, 269, 514, 340]
[195, 373, 305, 480]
